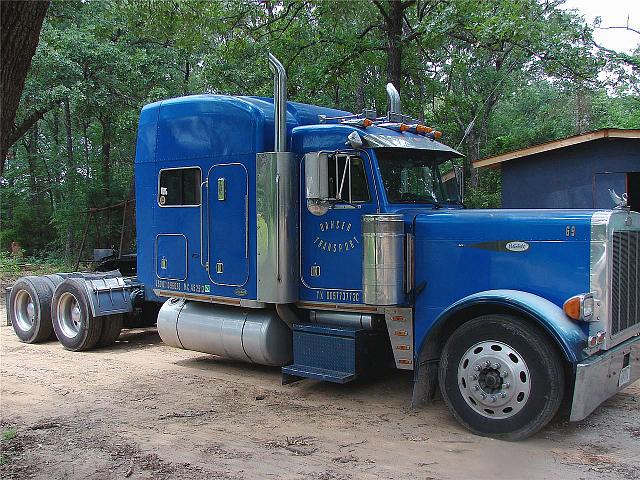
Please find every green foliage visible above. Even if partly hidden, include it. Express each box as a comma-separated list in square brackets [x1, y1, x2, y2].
[464, 170, 502, 209]
[2, 0, 639, 255]
[487, 80, 640, 156]
[0, 251, 71, 276]
[0, 252, 23, 276]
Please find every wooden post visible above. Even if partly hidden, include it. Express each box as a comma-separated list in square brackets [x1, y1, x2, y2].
[118, 200, 127, 259]
[75, 211, 92, 271]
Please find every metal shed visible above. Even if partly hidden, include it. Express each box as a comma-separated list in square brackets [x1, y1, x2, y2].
[473, 129, 640, 211]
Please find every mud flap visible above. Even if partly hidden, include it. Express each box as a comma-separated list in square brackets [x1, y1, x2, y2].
[411, 359, 440, 407]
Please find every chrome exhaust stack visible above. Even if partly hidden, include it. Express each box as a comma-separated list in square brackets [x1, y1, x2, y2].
[268, 53, 288, 152]
[386, 82, 401, 115]
[256, 54, 299, 305]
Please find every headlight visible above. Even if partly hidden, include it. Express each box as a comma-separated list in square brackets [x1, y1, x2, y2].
[563, 292, 596, 322]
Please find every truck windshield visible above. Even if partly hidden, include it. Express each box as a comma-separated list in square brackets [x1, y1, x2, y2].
[376, 149, 460, 204]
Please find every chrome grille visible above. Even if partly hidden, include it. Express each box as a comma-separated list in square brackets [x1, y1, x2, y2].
[611, 230, 639, 335]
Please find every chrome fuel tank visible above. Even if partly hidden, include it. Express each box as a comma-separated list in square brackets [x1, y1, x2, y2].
[157, 299, 292, 366]
[362, 214, 405, 305]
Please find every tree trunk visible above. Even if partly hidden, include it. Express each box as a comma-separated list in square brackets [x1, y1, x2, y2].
[119, 180, 136, 256]
[24, 127, 39, 198]
[82, 120, 90, 167]
[183, 59, 190, 95]
[1, 1, 50, 173]
[386, 0, 404, 92]
[416, 75, 425, 121]
[40, 158, 55, 212]
[52, 106, 59, 145]
[63, 97, 75, 259]
[355, 75, 366, 113]
[100, 117, 112, 201]
[64, 97, 74, 169]
[464, 129, 481, 188]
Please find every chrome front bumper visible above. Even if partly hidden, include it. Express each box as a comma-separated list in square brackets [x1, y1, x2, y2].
[570, 334, 640, 421]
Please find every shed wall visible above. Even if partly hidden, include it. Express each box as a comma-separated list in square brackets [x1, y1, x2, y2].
[501, 138, 639, 209]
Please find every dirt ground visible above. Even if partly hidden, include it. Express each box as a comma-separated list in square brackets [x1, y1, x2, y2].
[1, 302, 639, 480]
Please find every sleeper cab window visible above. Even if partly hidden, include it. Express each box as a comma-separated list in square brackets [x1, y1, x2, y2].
[158, 167, 201, 207]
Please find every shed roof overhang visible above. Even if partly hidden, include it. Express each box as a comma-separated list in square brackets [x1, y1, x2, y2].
[473, 128, 640, 169]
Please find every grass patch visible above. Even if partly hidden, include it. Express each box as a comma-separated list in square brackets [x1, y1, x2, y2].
[0, 252, 72, 293]
[0, 427, 18, 466]
[2, 427, 17, 441]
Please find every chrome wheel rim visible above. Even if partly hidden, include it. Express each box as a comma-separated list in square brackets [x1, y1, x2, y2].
[457, 340, 531, 419]
[57, 292, 83, 338]
[13, 290, 36, 331]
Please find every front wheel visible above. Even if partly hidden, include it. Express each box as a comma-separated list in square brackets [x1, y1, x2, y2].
[439, 314, 565, 440]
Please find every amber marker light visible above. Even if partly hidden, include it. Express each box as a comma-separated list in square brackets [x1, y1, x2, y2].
[433, 130, 442, 139]
[341, 117, 374, 128]
[416, 124, 433, 134]
[563, 296, 581, 320]
[399, 123, 410, 132]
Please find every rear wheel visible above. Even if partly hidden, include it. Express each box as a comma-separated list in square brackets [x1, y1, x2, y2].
[8, 277, 54, 343]
[439, 314, 565, 440]
[42, 275, 66, 340]
[52, 279, 102, 351]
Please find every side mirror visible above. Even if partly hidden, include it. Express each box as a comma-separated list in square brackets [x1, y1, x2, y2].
[305, 152, 331, 216]
[453, 164, 464, 204]
[305, 151, 358, 215]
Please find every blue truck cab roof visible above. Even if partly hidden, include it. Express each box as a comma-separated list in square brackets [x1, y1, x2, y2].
[135, 95, 352, 163]
[135, 94, 461, 164]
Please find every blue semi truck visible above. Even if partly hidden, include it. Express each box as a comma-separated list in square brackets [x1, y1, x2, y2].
[7, 55, 640, 440]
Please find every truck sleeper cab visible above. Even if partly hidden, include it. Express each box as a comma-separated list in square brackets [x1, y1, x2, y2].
[7, 55, 640, 441]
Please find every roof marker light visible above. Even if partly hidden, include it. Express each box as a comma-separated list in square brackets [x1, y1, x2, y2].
[341, 117, 373, 128]
[399, 123, 410, 132]
[416, 125, 433, 134]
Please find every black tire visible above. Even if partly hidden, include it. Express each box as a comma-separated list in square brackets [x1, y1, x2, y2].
[438, 314, 565, 441]
[97, 314, 123, 347]
[8, 276, 54, 343]
[41, 275, 66, 340]
[51, 278, 103, 351]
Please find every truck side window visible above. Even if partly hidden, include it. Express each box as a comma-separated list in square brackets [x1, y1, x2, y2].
[327, 155, 370, 203]
[158, 167, 201, 206]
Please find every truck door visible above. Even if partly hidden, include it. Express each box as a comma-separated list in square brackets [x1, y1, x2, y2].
[207, 163, 249, 286]
[300, 152, 378, 303]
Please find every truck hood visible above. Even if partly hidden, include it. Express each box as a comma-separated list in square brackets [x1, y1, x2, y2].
[396, 208, 598, 242]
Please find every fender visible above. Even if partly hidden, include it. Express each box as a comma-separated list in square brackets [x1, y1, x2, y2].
[419, 289, 587, 365]
[57, 271, 135, 318]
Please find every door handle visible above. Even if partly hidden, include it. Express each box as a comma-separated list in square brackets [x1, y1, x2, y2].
[200, 180, 208, 269]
